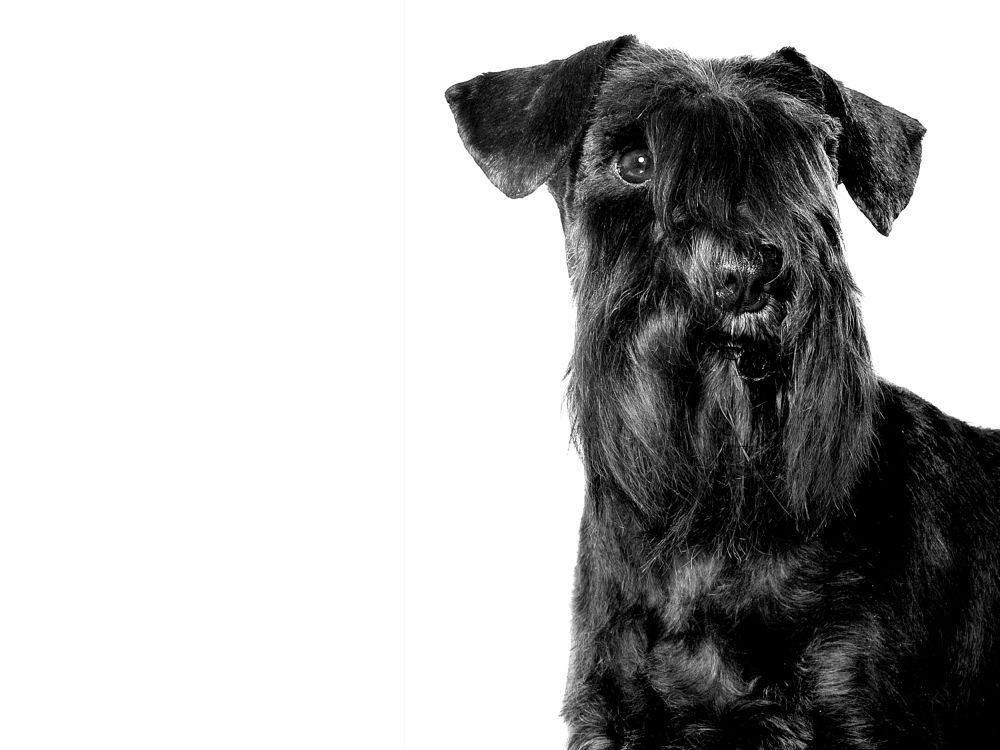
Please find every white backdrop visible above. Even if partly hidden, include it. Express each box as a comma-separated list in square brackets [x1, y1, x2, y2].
[1, 2, 403, 749]
[406, 3, 1000, 750]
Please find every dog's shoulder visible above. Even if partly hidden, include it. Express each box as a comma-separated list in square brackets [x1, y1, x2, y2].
[874, 378, 1000, 498]
[877, 379, 1000, 442]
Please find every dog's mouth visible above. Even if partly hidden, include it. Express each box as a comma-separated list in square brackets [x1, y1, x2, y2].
[706, 336, 782, 382]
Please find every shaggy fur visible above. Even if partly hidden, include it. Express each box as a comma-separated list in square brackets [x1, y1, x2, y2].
[446, 37, 1000, 749]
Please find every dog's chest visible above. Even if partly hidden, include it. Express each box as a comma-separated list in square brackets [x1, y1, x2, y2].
[641, 552, 821, 698]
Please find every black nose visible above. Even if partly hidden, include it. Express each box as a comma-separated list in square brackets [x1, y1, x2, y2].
[714, 252, 781, 314]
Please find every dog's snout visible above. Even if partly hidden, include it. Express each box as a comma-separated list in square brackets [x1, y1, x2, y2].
[714, 251, 781, 314]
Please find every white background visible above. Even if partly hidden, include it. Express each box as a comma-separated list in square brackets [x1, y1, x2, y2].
[407, 4, 1000, 750]
[0, 2, 402, 749]
[0, 2, 997, 750]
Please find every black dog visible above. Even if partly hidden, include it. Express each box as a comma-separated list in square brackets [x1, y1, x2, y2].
[445, 37, 1000, 749]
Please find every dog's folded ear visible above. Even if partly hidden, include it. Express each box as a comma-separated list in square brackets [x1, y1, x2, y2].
[445, 36, 637, 198]
[765, 48, 926, 236]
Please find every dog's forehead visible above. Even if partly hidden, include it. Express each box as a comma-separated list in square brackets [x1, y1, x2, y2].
[598, 48, 745, 117]
[589, 46, 827, 135]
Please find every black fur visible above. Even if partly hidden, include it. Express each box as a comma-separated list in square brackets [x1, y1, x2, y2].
[446, 38, 1000, 749]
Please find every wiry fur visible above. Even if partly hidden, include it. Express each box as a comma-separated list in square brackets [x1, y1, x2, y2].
[446, 38, 1000, 750]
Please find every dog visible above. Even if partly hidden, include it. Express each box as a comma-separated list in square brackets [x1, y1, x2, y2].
[445, 37, 1000, 749]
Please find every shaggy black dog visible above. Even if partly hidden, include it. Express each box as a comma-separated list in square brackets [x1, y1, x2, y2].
[445, 37, 1000, 749]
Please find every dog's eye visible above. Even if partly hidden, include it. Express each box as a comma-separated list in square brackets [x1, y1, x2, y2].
[615, 148, 654, 185]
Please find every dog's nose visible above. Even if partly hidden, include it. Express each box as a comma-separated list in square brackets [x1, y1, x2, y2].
[714, 253, 781, 314]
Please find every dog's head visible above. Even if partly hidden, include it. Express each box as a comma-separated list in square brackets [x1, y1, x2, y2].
[446, 38, 925, 544]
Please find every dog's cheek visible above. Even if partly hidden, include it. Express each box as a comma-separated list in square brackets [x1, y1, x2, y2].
[574, 193, 656, 270]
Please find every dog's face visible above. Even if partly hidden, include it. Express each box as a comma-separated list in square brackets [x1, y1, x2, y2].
[447, 39, 925, 546]
[568, 48, 847, 370]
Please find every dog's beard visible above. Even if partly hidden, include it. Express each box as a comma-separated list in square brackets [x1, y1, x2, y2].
[568, 278, 875, 548]
[569, 307, 783, 548]
[779, 272, 877, 521]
